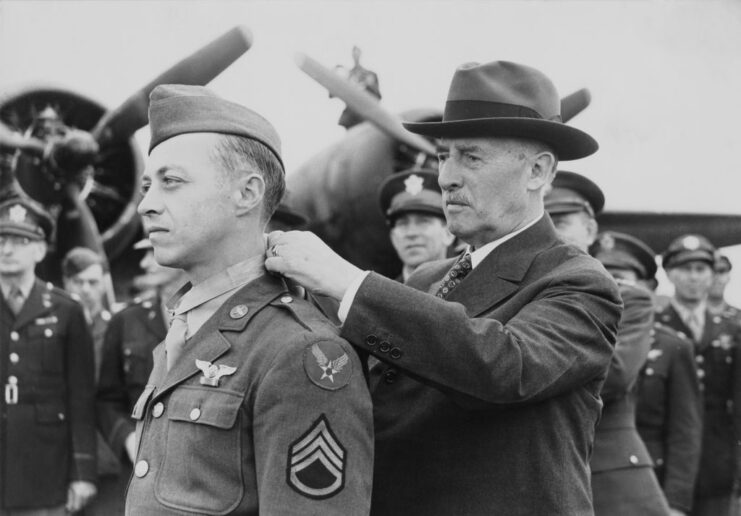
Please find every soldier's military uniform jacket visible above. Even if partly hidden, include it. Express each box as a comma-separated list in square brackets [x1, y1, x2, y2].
[342, 216, 622, 516]
[636, 322, 702, 513]
[97, 295, 167, 459]
[0, 280, 97, 510]
[590, 283, 670, 515]
[657, 304, 741, 499]
[125, 274, 373, 515]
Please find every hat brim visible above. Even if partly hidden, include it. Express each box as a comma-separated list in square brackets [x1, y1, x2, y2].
[403, 118, 598, 161]
[0, 226, 45, 241]
[387, 205, 445, 222]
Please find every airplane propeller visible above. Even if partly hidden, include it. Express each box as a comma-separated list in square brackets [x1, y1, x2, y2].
[0, 25, 253, 295]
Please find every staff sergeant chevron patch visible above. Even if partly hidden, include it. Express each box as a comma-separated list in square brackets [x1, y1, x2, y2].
[287, 415, 346, 499]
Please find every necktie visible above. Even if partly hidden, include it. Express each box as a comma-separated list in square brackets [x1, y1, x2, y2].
[6, 287, 24, 316]
[685, 312, 703, 342]
[165, 312, 188, 371]
[435, 253, 472, 298]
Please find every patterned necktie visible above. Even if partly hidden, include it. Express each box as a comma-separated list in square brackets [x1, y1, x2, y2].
[6, 287, 24, 316]
[435, 252, 472, 298]
[165, 312, 188, 371]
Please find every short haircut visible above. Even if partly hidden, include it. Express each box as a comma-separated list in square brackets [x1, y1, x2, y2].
[211, 134, 286, 222]
[62, 247, 107, 278]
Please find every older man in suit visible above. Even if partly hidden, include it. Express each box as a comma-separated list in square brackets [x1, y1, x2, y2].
[266, 61, 622, 515]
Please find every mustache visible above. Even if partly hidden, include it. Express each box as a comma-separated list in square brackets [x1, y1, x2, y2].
[444, 193, 470, 205]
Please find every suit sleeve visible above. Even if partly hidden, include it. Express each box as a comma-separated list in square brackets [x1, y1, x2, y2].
[662, 338, 702, 512]
[66, 301, 98, 483]
[343, 266, 621, 408]
[601, 283, 654, 401]
[252, 336, 373, 515]
[96, 312, 135, 458]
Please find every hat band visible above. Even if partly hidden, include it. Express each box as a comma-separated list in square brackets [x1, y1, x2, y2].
[443, 100, 555, 122]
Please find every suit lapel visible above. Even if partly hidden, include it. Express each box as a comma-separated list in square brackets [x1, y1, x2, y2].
[446, 215, 558, 316]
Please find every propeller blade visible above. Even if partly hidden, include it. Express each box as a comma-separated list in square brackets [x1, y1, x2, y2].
[0, 121, 45, 155]
[295, 52, 437, 156]
[597, 211, 741, 252]
[92, 25, 253, 147]
[561, 88, 591, 123]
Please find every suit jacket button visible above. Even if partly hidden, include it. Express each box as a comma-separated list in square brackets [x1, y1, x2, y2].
[365, 335, 378, 346]
[645, 368, 654, 376]
[697, 369, 705, 379]
[152, 402, 164, 418]
[9, 332, 19, 342]
[135, 460, 149, 477]
[9, 353, 19, 364]
[696, 355, 704, 364]
[379, 341, 391, 353]
[629, 455, 639, 466]
[384, 369, 398, 384]
[390, 348, 403, 359]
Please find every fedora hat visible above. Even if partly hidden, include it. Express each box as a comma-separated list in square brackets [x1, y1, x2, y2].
[403, 61, 598, 160]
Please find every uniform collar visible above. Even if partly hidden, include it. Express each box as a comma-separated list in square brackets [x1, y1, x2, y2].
[0, 273, 36, 300]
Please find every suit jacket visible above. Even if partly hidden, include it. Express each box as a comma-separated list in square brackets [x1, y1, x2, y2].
[97, 296, 167, 459]
[342, 215, 623, 516]
[125, 274, 373, 515]
[657, 304, 741, 498]
[636, 322, 702, 513]
[0, 279, 96, 509]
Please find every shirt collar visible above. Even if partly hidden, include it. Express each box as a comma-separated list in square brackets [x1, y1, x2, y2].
[468, 212, 543, 269]
[169, 254, 266, 315]
[1, 275, 36, 301]
[671, 298, 707, 323]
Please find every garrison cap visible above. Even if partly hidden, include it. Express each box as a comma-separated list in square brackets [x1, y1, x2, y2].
[0, 197, 54, 242]
[716, 253, 733, 273]
[148, 84, 284, 170]
[590, 231, 657, 280]
[545, 170, 605, 217]
[378, 169, 444, 223]
[662, 234, 716, 269]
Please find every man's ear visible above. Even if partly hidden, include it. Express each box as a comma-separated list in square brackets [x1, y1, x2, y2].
[233, 172, 266, 216]
[33, 241, 48, 263]
[586, 216, 599, 246]
[527, 151, 557, 192]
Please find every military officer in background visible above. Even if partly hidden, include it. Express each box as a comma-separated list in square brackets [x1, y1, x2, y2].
[62, 247, 124, 515]
[378, 169, 454, 282]
[659, 235, 741, 516]
[544, 171, 671, 515]
[126, 85, 373, 515]
[95, 239, 184, 515]
[591, 231, 703, 515]
[0, 198, 97, 514]
[709, 254, 741, 322]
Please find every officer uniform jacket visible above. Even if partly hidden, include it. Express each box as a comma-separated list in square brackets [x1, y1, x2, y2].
[590, 282, 669, 515]
[342, 215, 623, 516]
[125, 274, 373, 515]
[97, 295, 167, 459]
[636, 322, 702, 513]
[0, 280, 96, 510]
[656, 304, 741, 499]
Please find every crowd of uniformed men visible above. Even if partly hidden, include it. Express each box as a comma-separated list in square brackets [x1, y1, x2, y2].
[1, 57, 740, 516]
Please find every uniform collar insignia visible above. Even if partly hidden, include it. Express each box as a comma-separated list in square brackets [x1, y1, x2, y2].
[647, 349, 663, 361]
[403, 174, 424, 196]
[195, 359, 237, 386]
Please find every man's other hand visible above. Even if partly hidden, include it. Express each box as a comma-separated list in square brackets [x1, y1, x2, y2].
[265, 231, 363, 300]
[66, 480, 97, 512]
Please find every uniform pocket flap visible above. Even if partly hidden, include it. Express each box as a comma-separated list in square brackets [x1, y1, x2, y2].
[131, 385, 155, 420]
[35, 401, 66, 423]
[167, 386, 242, 429]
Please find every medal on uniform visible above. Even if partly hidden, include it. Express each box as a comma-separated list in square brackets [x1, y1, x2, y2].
[195, 359, 237, 386]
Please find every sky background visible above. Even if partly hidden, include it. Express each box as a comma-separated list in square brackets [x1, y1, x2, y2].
[1, 0, 740, 300]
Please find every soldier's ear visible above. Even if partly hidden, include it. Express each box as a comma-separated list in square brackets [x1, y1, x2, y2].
[233, 172, 265, 216]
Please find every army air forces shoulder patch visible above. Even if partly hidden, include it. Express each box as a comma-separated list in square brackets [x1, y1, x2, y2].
[303, 341, 353, 391]
[287, 415, 346, 499]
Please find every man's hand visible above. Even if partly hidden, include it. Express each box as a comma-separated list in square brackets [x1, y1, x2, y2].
[265, 231, 363, 301]
[66, 480, 97, 512]
[125, 431, 137, 463]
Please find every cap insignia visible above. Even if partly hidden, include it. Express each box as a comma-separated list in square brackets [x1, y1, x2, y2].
[682, 235, 700, 250]
[8, 205, 27, 224]
[599, 233, 615, 251]
[404, 174, 424, 196]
